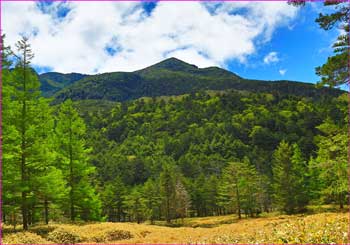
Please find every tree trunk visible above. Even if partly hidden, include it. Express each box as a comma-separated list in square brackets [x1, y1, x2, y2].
[44, 198, 49, 225]
[21, 69, 28, 230]
[69, 123, 75, 221]
[340, 193, 344, 209]
[235, 180, 241, 219]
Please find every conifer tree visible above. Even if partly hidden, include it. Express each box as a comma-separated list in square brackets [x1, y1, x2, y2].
[142, 178, 162, 224]
[314, 119, 347, 208]
[55, 99, 101, 221]
[221, 159, 261, 219]
[159, 163, 176, 223]
[272, 141, 309, 213]
[4, 37, 41, 230]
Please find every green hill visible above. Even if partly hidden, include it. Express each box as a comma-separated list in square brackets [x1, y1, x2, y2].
[39, 72, 88, 97]
[40, 58, 342, 102]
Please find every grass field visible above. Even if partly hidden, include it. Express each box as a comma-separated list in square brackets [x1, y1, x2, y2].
[3, 211, 349, 244]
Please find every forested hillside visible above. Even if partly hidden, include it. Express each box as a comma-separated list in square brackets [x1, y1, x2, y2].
[39, 58, 343, 103]
[2, 37, 347, 230]
[39, 72, 87, 97]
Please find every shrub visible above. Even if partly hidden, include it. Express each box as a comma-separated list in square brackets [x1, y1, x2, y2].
[3, 232, 52, 244]
[30, 225, 56, 238]
[47, 228, 81, 244]
[92, 229, 133, 242]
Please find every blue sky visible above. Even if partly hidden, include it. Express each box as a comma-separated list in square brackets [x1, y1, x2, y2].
[2, 1, 342, 86]
[226, 3, 339, 84]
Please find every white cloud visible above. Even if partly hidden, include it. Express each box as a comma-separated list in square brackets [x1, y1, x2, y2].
[279, 69, 287, 76]
[2, 2, 298, 74]
[263, 52, 279, 64]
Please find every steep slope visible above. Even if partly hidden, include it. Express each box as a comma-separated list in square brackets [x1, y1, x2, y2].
[52, 58, 343, 102]
[39, 72, 88, 97]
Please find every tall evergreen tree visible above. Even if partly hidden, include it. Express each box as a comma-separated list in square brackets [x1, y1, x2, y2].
[221, 159, 261, 219]
[272, 141, 309, 214]
[4, 37, 41, 230]
[55, 99, 101, 221]
[314, 119, 347, 208]
[142, 178, 162, 224]
[159, 163, 176, 223]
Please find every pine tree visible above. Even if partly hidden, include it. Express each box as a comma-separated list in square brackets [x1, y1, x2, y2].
[291, 143, 309, 212]
[314, 119, 347, 209]
[30, 98, 67, 224]
[272, 141, 294, 213]
[124, 186, 146, 223]
[142, 178, 162, 224]
[159, 163, 176, 223]
[101, 177, 126, 222]
[4, 37, 41, 230]
[2, 35, 22, 227]
[272, 141, 309, 214]
[55, 99, 101, 221]
[221, 159, 261, 219]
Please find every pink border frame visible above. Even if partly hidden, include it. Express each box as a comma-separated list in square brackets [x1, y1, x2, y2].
[0, 0, 349, 245]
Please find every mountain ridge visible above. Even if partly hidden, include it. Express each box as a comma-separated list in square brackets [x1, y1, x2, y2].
[38, 57, 344, 102]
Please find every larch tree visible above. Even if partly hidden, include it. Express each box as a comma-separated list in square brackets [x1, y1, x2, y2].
[31, 99, 67, 224]
[221, 159, 261, 219]
[5, 37, 41, 230]
[55, 99, 101, 221]
[314, 119, 347, 209]
[272, 141, 309, 214]
[159, 163, 176, 223]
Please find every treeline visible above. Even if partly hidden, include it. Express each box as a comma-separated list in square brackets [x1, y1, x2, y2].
[84, 89, 347, 223]
[2, 37, 348, 229]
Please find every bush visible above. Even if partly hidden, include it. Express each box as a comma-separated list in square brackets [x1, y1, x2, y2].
[30, 225, 56, 238]
[3, 232, 52, 244]
[92, 229, 133, 242]
[47, 228, 81, 244]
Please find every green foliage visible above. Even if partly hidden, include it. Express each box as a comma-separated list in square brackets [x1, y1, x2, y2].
[2, 36, 347, 227]
[289, 0, 349, 87]
[221, 159, 262, 218]
[312, 118, 347, 208]
[55, 99, 101, 221]
[272, 141, 309, 214]
[39, 72, 87, 97]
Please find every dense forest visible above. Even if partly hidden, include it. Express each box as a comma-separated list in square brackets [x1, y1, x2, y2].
[2, 33, 348, 231]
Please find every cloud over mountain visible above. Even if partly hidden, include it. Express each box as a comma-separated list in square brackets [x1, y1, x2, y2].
[2, 2, 298, 74]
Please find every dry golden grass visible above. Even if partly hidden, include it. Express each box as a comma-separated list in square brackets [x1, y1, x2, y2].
[3, 212, 349, 244]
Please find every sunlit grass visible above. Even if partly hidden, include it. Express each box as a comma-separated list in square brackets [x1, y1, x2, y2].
[3, 211, 349, 244]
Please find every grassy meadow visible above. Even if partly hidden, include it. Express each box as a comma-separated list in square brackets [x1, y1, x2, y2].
[3, 208, 349, 244]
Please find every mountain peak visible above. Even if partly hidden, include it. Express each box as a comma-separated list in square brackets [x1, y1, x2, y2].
[141, 57, 199, 73]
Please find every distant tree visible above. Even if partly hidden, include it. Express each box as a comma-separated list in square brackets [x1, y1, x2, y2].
[142, 178, 162, 224]
[221, 159, 261, 219]
[101, 177, 127, 222]
[272, 141, 309, 214]
[174, 178, 191, 222]
[291, 143, 310, 211]
[159, 163, 176, 223]
[124, 186, 146, 224]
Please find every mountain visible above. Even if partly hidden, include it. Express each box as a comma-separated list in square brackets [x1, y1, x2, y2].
[41, 57, 343, 102]
[39, 72, 88, 97]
